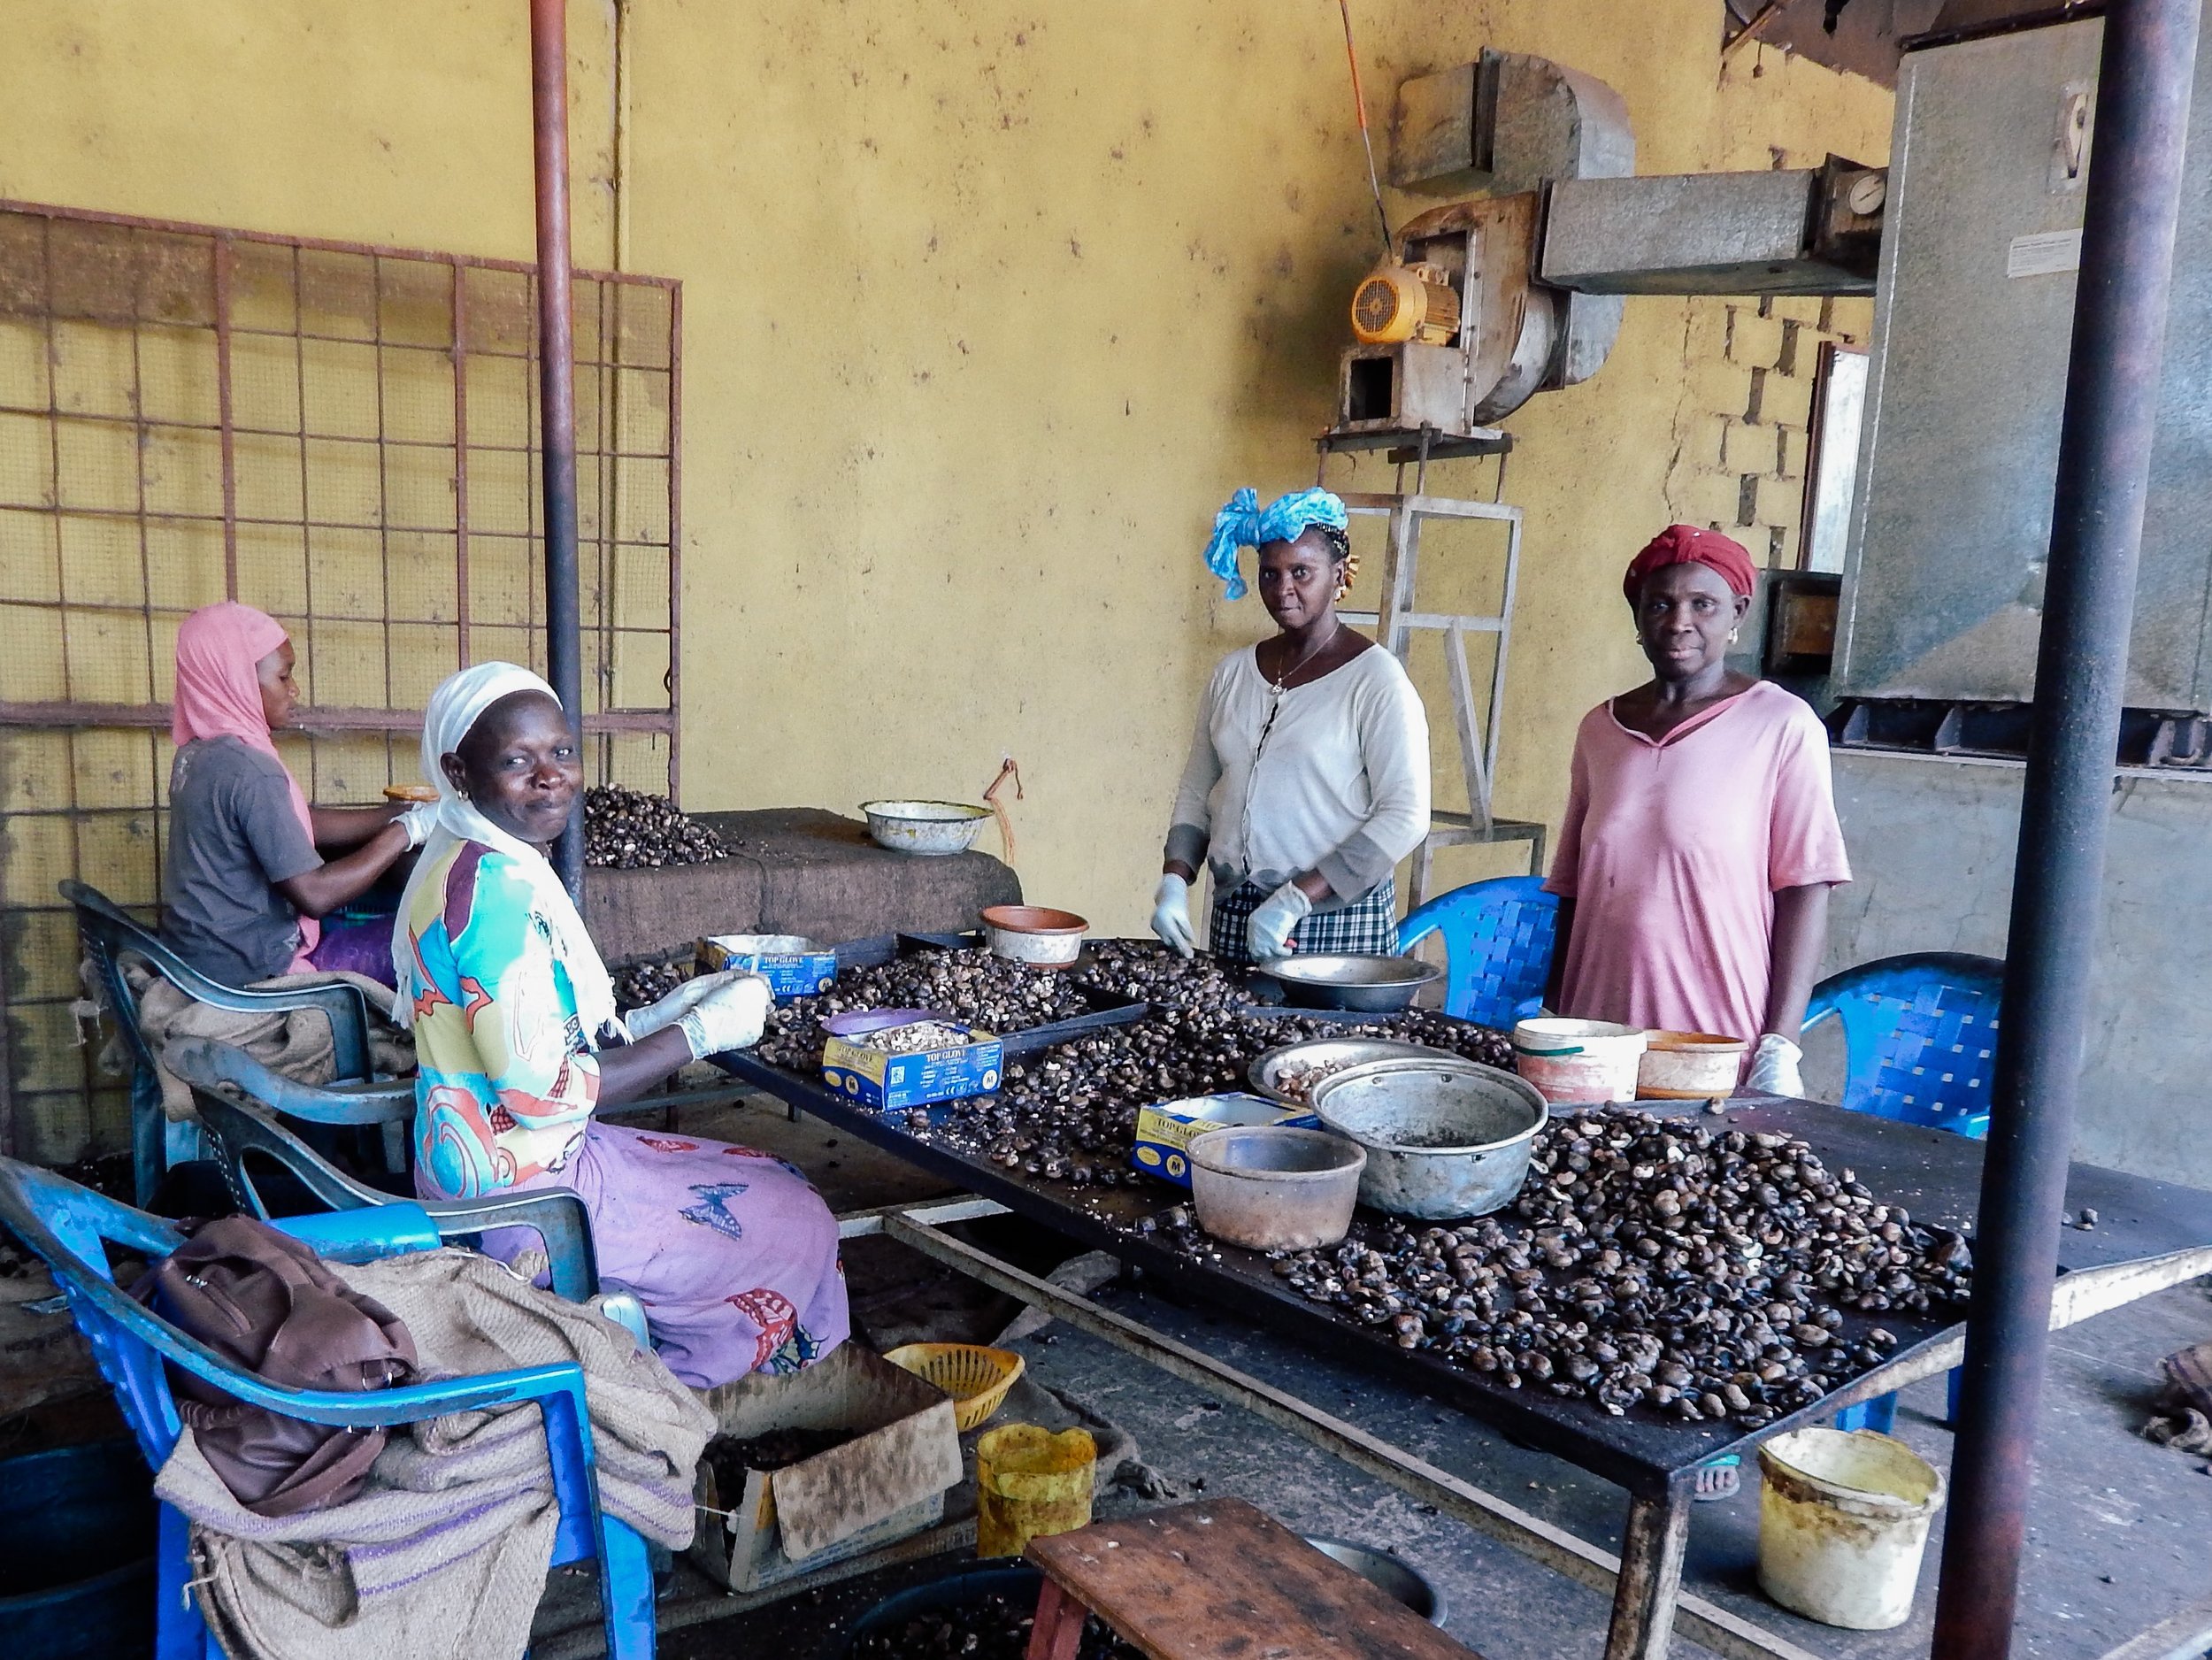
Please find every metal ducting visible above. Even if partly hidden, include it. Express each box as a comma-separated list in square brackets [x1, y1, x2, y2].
[1834, 20, 2212, 713]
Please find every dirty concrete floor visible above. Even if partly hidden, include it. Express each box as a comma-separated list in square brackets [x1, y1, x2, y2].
[552, 1092, 2212, 1660]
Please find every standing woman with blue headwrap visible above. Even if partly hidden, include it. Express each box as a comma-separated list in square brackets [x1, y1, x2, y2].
[1152, 488, 1432, 964]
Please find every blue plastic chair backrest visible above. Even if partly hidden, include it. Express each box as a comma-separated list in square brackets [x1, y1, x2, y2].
[62, 879, 378, 1081]
[1802, 952, 2003, 1139]
[165, 1035, 412, 1128]
[1398, 876, 1560, 1030]
[0, 1157, 449, 1469]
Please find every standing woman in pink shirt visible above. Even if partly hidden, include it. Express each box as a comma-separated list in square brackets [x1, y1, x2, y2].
[1540, 526, 1852, 1095]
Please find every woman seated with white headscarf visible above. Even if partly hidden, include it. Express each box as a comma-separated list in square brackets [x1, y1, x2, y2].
[393, 662, 848, 1387]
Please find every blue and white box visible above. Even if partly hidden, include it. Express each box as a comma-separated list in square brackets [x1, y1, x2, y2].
[819, 1010, 1003, 1111]
[1130, 1092, 1321, 1188]
[699, 934, 840, 999]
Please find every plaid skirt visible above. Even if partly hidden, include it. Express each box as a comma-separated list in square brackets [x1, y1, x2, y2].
[1209, 876, 1400, 966]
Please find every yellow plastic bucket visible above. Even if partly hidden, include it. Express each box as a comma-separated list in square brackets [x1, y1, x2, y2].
[974, 1425, 1095, 1558]
[1757, 1427, 1947, 1629]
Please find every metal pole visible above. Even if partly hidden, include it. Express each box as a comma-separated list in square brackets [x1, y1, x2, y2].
[531, 0, 587, 896]
[1931, 8, 2198, 1658]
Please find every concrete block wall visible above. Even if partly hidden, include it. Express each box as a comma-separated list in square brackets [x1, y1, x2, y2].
[1663, 294, 1872, 569]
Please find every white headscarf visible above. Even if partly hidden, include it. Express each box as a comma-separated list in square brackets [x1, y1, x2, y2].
[389, 662, 618, 1042]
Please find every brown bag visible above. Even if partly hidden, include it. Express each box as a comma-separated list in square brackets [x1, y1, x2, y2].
[135, 1215, 418, 1517]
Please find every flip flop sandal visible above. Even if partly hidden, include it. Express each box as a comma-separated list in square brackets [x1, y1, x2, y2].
[1693, 1454, 1742, 1501]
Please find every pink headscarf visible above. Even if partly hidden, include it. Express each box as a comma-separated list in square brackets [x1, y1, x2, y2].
[173, 602, 320, 966]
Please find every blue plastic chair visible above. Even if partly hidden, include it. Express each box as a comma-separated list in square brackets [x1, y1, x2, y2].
[1802, 951, 2002, 1434]
[1397, 876, 1560, 1030]
[0, 1155, 657, 1660]
[165, 1033, 421, 1198]
[1803, 952, 2003, 1137]
[172, 1038, 652, 1349]
[63, 880, 412, 1204]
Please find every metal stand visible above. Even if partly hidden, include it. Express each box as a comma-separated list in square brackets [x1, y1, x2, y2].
[1326, 473, 1545, 904]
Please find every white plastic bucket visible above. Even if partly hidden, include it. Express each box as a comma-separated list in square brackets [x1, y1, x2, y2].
[1511, 1018, 1647, 1104]
[1756, 1428, 1947, 1630]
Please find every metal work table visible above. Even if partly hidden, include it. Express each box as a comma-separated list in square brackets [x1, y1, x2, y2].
[716, 1048, 2212, 1660]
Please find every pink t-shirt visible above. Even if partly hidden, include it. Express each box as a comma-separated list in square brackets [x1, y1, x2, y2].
[1544, 680, 1851, 1048]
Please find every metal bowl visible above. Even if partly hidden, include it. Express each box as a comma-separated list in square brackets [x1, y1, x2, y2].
[1256, 953, 1443, 1011]
[1310, 1055, 1548, 1219]
[1300, 1535, 1448, 1627]
[1248, 1037, 1451, 1105]
[1187, 1126, 1366, 1250]
[860, 799, 992, 855]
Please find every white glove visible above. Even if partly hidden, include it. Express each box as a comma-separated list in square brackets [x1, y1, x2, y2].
[1745, 1033, 1804, 1097]
[675, 973, 772, 1059]
[397, 803, 441, 849]
[626, 969, 748, 1041]
[1246, 880, 1314, 963]
[1150, 873, 1197, 959]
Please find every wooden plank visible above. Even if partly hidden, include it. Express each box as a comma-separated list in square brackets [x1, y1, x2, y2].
[1028, 1579, 1090, 1660]
[1027, 1499, 1481, 1660]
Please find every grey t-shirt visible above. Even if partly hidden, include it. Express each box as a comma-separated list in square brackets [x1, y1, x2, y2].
[162, 737, 323, 987]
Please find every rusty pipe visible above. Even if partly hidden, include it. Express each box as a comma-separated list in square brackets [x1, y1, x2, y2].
[1930, 6, 2200, 1658]
[531, 0, 586, 896]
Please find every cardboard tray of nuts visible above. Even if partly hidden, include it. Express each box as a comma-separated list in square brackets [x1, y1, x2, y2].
[752, 934, 1149, 1075]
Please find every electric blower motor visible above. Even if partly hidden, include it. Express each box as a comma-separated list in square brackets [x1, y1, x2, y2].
[1349, 263, 1463, 345]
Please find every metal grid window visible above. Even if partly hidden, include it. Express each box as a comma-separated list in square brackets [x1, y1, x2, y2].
[0, 201, 683, 1163]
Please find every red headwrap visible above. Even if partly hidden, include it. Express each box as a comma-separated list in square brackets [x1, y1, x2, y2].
[1622, 525, 1758, 603]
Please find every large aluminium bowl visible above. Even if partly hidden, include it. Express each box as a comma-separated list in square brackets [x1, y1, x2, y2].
[1256, 953, 1442, 1012]
[1248, 1036, 1449, 1105]
[1310, 1055, 1548, 1219]
[860, 799, 993, 855]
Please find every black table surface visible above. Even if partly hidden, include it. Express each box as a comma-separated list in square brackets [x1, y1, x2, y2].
[716, 1049, 2211, 1498]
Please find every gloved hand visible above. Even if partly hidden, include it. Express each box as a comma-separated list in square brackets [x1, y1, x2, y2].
[675, 973, 773, 1059]
[397, 802, 442, 849]
[626, 969, 750, 1041]
[1150, 872, 1197, 959]
[1245, 880, 1314, 963]
[1746, 1033, 1804, 1097]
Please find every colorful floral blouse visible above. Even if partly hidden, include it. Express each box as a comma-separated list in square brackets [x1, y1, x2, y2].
[402, 840, 603, 1199]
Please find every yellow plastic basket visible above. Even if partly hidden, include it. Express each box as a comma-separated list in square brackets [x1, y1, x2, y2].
[883, 1342, 1025, 1432]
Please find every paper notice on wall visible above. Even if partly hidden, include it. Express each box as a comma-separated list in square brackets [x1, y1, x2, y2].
[2008, 229, 2084, 279]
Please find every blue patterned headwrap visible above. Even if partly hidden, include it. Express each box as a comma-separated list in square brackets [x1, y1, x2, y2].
[1202, 488, 1350, 600]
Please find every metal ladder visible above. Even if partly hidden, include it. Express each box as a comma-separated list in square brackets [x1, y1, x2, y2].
[1325, 471, 1546, 906]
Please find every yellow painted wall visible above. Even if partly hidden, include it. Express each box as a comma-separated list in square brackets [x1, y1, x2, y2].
[630, 4, 1891, 920]
[0, 0, 1890, 1152]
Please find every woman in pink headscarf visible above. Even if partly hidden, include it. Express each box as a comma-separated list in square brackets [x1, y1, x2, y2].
[162, 603, 435, 988]
[1542, 526, 1851, 1098]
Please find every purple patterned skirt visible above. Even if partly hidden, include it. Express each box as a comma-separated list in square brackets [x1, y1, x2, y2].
[422, 1117, 849, 1388]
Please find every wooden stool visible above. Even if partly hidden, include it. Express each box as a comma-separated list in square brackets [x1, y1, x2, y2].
[1024, 1499, 1479, 1660]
